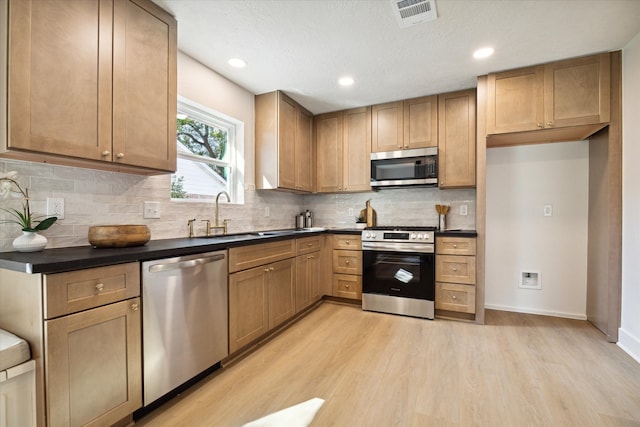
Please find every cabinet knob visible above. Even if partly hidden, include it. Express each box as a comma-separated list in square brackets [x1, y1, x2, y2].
[101, 150, 110, 157]
[345, 241, 350, 245]
[345, 260, 350, 265]
[546, 121, 553, 127]
[116, 152, 125, 158]
[452, 267, 458, 271]
[452, 295, 457, 300]
[537, 123, 543, 128]
[95, 283, 104, 292]
[131, 303, 139, 311]
[269, 267, 275, 271]
[345, 284, 350, 289]
[307, 243, 312, 247]
[453, 244, 457, 248]
[264, 268, 270, 272]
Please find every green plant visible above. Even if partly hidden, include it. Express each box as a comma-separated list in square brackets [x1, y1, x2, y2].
[0, 171, 57, 232]
[356, 213, 366, 223]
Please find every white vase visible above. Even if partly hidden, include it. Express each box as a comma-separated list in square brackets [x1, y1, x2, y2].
[13, 231, 48, 252]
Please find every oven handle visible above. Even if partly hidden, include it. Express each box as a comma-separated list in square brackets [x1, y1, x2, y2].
[362, 242, 434, 254]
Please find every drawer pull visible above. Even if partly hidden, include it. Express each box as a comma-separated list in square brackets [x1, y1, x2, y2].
[345, 284, 350, 289]
[452, 295, 457, 300]
[345, 260, 350, 265]
[452, 267, 457, 271]
[95, 283, 105, 292]
[131, 303, 139, 311]
[453, 244, 457, 248]
[345, 241, 350, 245]
[307, 243, 312, 247]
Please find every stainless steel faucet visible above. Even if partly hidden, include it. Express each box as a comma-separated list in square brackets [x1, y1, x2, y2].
[213, 191, 231, 235]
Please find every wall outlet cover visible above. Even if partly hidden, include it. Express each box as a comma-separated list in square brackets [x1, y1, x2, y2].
[144, 201, 161, 219]
[46, 197, 65, 219]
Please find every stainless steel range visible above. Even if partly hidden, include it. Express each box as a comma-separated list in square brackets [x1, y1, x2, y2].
[362, 226, 436, 319]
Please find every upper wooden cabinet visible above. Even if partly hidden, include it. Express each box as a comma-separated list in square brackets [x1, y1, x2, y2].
[486, 53, 610, 146]
[371, 95, 437, 153]
[438, 89, 476, 188]
[4, 0, 177, 173]
[255, 91, 314, 193]
[316, 107, 371, 193]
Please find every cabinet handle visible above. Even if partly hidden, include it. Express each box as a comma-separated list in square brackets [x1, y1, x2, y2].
[546, 121, 553, 127]
[116, 152, 125, 158]
[95, 283, 104, 292]
[537, 123, 543, 128]
[264, 268, 270, 272]
[269, 267, 275, 271]
[101, 150, 110, 157]
[131, 303, 139, 311]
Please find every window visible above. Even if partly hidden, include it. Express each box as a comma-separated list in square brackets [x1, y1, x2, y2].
[172, 96, 244, 203]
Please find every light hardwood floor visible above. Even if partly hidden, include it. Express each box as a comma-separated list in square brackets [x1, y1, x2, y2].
[135, 303, 640, 426]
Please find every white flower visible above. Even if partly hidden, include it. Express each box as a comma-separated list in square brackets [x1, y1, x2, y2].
[0, 171, 18, 198]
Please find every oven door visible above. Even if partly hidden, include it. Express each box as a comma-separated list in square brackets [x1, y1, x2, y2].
[362, 250, 435, 301]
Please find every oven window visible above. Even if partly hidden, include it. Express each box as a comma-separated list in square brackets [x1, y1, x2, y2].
[363, 251, 435, 300]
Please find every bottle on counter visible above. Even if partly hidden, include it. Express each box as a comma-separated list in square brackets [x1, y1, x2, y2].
[304, 210, 313, 228]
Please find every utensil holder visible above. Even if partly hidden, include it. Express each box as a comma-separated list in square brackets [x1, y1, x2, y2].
[439, 214, 446, 231]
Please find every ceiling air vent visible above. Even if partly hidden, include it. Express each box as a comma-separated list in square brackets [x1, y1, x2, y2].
[390, 0, 438, 28]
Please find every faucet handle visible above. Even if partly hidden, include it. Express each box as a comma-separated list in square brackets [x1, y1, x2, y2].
[201, 219, 211, 236]
[187, 218, 196, 238]
[222, 219, 230, 235]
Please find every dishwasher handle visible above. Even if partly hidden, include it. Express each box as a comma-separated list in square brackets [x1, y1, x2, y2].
[148, 253, 226, 274]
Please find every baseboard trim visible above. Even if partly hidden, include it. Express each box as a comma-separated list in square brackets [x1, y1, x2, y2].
[484, 304, 587, 320]
[618, 328, 640, 364]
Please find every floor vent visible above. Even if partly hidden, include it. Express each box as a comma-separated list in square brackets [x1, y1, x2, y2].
[390, 0, 438, 28]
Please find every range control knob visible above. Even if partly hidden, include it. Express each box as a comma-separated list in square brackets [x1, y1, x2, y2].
[364, 232, 371, 239]
[411, 233, 417, 239]
[417, 233, 424, 240]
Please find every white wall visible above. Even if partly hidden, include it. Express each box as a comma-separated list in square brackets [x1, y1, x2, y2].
[620, 32, 640, 362]
[485, 141, 589, 319]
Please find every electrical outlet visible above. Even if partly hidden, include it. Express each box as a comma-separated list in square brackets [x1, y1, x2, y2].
[460, 204, 468, 216]
[47, 198, 65, 219]
[348, 208, 354, 217]
[544, 204, 553, 217]
[143, 201, 161, 219]
[264, 207, 270, 217]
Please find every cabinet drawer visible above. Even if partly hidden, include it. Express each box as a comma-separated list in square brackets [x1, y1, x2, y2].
[435, 255, 476, 285]
[332, 274, 362, 300]
[296, 236, 321, 255]
[229, 239, 296, 273]
[332, 250, 362, 275]
[436, 282, 476, 314]
[332, 235, 361, 250]
[44, 262, 140, 319]
[436, 237, 476, 255]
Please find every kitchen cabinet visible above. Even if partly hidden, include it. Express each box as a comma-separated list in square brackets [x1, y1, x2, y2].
[4, 0, 177, 174]
[331, 235, 362, 300]
[295, 236, 323, 313]
[255, 91, 314, 192]
[0, 263, 142, 427]
[435, 236, 476, 315]
[316, 107, 371, 193]
[438, 89, 476, 188]
[229, 239, 297, 353]
[371, 96, 438, 153]
[486, 52, 610, 147]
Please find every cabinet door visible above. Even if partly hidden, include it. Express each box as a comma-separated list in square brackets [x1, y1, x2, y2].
[315, 112, 343, 192]
[343, 107, 372, 192]
[276, 94, 297, 190]
[438, 90, 476, 188]
[113, 0, 177, 171]
[486, 65, 544, 134]
[295, 107, 314, 191]
[295, 252, 321, 313]
[267, 258, 296, 329]
[544, 53, 610, 128]
[45, 298, 142, 427]
[229, 267, 268, 353]
[333, 250, 363, 275]
[404, 95, 438, 149]
[371, 101, 403, 152]
[308, 252, 323, 304]
[435, 255, 476, 285]
[8, 0, 112, 160]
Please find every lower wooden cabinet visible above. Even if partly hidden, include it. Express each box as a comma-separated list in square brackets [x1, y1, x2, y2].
[229, 258, 295, 354]
[295, 252, 322, 313]
[331, 234, 362, 300]
[333, 273, 362, 300]
[44, 298, 142, 427]
[435, 282, 476, 314]
[435, 236, 477, 317]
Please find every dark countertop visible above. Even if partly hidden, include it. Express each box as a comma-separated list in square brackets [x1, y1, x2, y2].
[436, 229, 478, 238]
[0, 228, 329, 274]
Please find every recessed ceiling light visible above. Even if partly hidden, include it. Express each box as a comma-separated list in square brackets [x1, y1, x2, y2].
[228, 58, 247, 68]
[338, 76, 354, 87]
[473, 47, 494, 59]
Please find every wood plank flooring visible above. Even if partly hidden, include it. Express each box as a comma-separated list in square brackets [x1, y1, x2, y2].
[135, 303, 640, 426]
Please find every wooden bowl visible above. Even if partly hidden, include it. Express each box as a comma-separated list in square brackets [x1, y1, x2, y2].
[88, 225, 151, 248]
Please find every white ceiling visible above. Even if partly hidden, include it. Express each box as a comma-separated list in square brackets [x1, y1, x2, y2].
[152, 0, 640, 115]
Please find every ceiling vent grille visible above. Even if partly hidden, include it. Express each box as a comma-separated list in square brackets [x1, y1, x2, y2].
[390, 0, 438, 28]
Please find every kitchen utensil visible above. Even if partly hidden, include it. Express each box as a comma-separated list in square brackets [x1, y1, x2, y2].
[88, 225, 150, 248]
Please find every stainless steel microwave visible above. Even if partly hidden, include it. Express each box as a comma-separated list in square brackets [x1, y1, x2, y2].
[370, 147, 438, 188]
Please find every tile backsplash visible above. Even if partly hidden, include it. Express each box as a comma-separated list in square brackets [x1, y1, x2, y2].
[0, 159, 475, 252]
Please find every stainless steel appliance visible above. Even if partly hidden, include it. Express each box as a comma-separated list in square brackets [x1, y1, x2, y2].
[370, 147, 437, 188]
[362, 226, 436, 319]
[142, 250, 228, 406]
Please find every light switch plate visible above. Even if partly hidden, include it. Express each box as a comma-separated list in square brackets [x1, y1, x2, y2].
[144, 201, 161, 219]
[544, 204, 553, 217]
[460, 204, 468, 216]
[47, 197, 65, 219]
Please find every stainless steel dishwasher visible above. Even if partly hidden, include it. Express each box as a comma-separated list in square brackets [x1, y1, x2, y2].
[142, 250, 228, 406]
